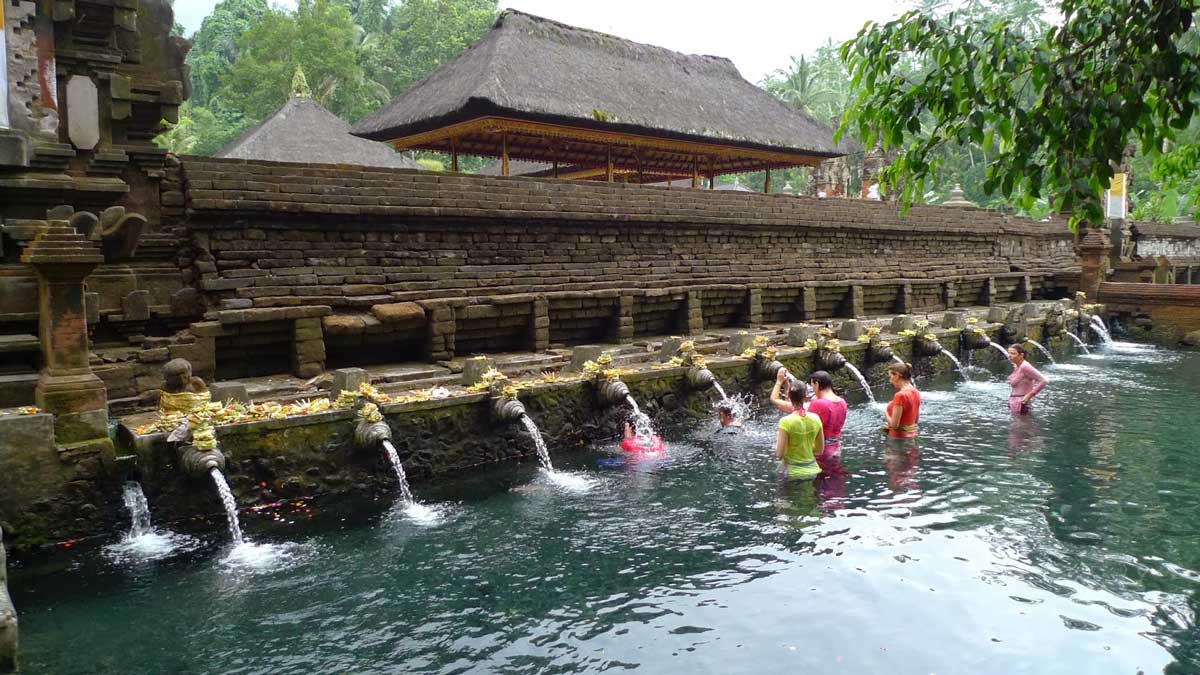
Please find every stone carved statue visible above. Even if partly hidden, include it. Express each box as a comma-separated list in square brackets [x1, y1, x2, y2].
[158, 358, 210, 417]
[64, 206, 147, 262]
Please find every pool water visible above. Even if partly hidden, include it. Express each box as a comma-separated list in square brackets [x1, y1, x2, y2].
[10, 342, 1200, 674]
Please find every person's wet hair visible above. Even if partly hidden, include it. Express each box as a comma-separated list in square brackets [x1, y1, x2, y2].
[1008, 343, 1028, 357]
[809, 370, 833, 392]
[717, 402, 736, 418]
[887, 361, 913, 381]
[787, 381, 809, 407]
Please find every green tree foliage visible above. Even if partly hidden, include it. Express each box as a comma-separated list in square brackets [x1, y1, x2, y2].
[187, 0, 269, 108]
[362, 0, 497, 97]
[840, 0, 1200, 228]
[220, 0, 389, 122]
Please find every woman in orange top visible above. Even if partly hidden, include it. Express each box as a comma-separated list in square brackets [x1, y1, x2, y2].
[884, 362, 920, 439]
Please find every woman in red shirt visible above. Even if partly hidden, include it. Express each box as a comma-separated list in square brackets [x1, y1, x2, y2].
[884, 362, 920, 439]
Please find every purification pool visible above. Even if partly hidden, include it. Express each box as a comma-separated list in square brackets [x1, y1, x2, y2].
[10, 341, 1200, 674]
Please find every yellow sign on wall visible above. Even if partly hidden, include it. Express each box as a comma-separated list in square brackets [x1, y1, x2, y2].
[1106, 172, 1127, 218]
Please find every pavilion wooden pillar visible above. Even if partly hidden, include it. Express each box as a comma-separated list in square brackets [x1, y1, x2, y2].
[551, 143, 559, 178]
[450, 137, 460, 173]
[708, 157, 715, 190]
[501, 132, 509, 176]
[606, 146, 614, 182]
[691, 156, 699, 189]
[764, 168, 772, 194]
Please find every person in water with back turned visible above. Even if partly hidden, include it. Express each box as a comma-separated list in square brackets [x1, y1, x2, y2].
[776, 379, 824, 479]
[883, 362, 920, 439]
[1007, 344, 1048, 414]
[716, 401, 742, 434]
[806, 370, 847, 474]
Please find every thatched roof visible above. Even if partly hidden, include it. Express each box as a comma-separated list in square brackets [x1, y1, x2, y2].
[217, 96, 424, 170]
[352, 10, 851, 179]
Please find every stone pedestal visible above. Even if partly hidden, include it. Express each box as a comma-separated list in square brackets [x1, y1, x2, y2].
[1078, 228, 1113, 301]
[20, 221, 111, 452]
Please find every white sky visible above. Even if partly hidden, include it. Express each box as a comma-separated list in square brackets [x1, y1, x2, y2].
[174, 0, 907, 83]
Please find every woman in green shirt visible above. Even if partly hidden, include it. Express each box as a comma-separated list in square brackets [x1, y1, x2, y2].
[775, 381, 825, 479]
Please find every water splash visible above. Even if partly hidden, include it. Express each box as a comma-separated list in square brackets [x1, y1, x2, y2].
[1065, 331, 1091, 354]
[842, 362, 875, 404]
[1024, 339, 1057, 364]
[381, 440, 416, 503]
[519, 415, 553, 471]
[1090, 316, 1113, 345]
[626, 394, 656, 447]
[937, 348, 968, 380]
[210, 468, 244, 545]
[103, 482, 199, 563]
[988, 341, 1015, 370]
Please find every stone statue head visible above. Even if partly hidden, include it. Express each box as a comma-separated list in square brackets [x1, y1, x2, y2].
[162, 358, 194, 393]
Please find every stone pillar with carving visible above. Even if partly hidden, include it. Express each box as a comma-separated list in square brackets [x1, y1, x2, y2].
[20, 219, 112, 455]
[1077, 227, 1113, 301]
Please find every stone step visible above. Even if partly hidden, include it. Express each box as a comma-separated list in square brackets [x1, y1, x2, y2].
[0, 334, 39, 354]
[377, 372, 461, 395]
[370, 363, 452, 385]
[0, 372, 38, 408]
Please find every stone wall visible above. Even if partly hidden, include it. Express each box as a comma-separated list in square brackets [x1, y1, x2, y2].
[175, 157, 1080, 380]
[1135, 220, 1200, 260]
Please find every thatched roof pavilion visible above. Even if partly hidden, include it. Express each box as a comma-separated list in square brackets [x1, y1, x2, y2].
[352, 10, 850, 187]
[217, 95, 424, 171]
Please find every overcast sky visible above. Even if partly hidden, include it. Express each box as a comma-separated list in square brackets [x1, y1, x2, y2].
[174, 0, 907, 84]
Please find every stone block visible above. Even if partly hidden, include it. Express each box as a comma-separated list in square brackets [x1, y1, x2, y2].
[219, 298, 253, 311]
[462, 357, 496, 385]
[942, 311, 967, 329]
[331, 368, 369, 399]
[370, 302, 425, 325]
[208, 382, 250, 404]
[295, 363, 324, 379]
[890, 315, 916, 333]
[171, 288, 206, 317]
[293, 339, 326, 364]
[122, 290, 151, 321]
[136, 348, 169, 363]
[837, 319, 863, 340]
[84, 292, 100, 325]
[786, 325, 818, 346]
[565, 345, 606, 372]
[658, 337, 684, 361]
[322, 315, 366, 336]
[52, 409, 109, 446]
[728, 333, 757, 355]
[986, 307, 1008, 323]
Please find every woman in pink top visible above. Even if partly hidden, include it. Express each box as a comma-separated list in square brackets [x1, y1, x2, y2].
[1007, 344, 1048, 414]
[806, 370, 848, 473]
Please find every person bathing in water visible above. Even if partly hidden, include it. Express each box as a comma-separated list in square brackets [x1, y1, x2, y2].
[621, 418, 664, 453]
[716, 401, 742, 434]
[1007, 344, 1048, 414]
[806, 370, 847, 473]
[769, 367, 813, 414]
[884, 362, 920, 439]
[776, 378, 824, 480]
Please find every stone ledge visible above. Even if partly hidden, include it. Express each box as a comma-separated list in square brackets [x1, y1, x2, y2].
[206, 305, 332, 325]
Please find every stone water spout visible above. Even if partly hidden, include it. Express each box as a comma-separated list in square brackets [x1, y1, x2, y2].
[815, 348, 847, 371]
[685, 367, 716, 391]
[179, 443, 227, 477]
[353, 403, 393, 451]
[492, 397, 528, 423]
[598, 379, 631, 407]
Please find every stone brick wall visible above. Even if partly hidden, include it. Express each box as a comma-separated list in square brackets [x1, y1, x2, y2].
[169, 156, 1080, 376]
[1135, 221, 1200, 260]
